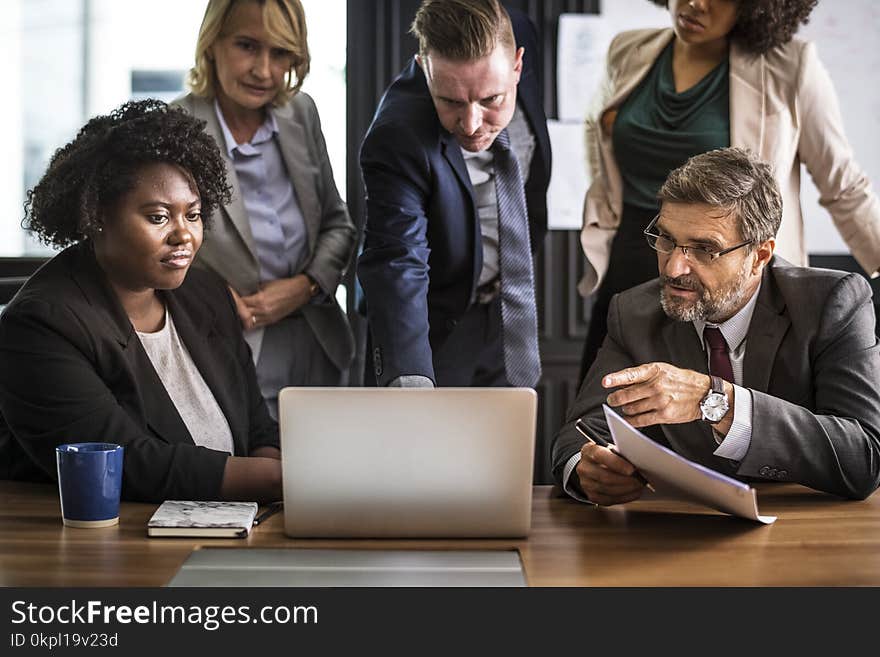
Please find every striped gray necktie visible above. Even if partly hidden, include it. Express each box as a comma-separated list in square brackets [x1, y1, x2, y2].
[491, 129, 541, 387]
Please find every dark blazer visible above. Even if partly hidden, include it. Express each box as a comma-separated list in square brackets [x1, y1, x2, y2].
[0, 242, 278, 503]
[357, 9, 551, 385]
[552, 258, 880, 500]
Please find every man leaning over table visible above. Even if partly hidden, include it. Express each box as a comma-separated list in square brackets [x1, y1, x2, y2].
[552, 147, 880, 506]
[357, 0, 551, 388]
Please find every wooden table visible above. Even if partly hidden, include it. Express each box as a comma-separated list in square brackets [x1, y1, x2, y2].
[2, 481, 879, 586]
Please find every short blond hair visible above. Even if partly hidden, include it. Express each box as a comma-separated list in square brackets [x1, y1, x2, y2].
[410, 0, 515, 61]
[187, 0, 310, 107]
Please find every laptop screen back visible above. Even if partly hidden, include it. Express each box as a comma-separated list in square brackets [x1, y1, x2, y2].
[278, 387, 536, 538]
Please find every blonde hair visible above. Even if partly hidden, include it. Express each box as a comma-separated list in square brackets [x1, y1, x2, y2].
[187, 0, 310, 107]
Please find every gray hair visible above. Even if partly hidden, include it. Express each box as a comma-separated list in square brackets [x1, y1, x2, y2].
[658, 147, 782, 244]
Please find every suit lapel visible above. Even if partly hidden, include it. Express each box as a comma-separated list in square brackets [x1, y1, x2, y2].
[729, 42, 767, 157]
[439, 133, 481, 290]
[660, 315, 733, 471]
[189, 96, 259, 260]
[273, 103, 321, 256]
[165, 290, 247, 455]
[408, 58, 476, 223]
[68, 242, 134, 349]
[68, 244, 195, 446]
[514, 66, 550, 176]
[743, 266, 789, 392]
[662, 317, 708, 377]
[440, 134, 475, 207]
[136, 344, 194, 448]
[162, 290, 248, 456]
[606, 30, 674, 112]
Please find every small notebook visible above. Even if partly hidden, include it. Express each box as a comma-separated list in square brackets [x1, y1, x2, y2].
[147, 501, 259, 538]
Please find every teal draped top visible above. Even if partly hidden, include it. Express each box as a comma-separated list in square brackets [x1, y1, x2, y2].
[612, 41, 731, 210]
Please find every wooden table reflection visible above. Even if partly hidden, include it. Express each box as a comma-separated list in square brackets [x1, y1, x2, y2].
[2, 481, 878, 586]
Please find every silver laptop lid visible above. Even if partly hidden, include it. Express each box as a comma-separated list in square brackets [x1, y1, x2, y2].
[279, 388, 536, 538]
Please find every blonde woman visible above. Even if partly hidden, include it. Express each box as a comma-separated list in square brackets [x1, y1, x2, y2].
[175, 0, 355, 418]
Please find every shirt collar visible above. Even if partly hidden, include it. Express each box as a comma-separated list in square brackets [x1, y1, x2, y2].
[213, 99, 278, 156]
[693, 281, 762, 352]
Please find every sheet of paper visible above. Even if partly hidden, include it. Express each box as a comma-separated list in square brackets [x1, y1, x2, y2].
[556, 4, 669, 122]
[547, 119, 588, 230]
[603, 405, 776, 524]
[557, 14, 613, 122]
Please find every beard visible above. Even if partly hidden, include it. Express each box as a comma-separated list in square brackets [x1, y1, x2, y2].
[660, 263, 752, 323]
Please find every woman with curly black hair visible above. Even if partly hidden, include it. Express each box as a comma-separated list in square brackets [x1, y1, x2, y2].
[0, 99, 282, 503]
[578, 0, 880, 381]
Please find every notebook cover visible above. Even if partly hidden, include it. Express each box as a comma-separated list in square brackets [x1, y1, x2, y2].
[147, 500, 258, 538]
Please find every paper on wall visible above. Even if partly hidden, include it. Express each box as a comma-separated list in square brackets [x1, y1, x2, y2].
[556, 3, 669, 122]
[557, 14, 613, 123]
[547, 119, 589, 230]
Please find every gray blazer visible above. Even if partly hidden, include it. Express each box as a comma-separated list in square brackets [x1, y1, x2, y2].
[552, 258, 880, 500]
[173, 92, 355, 371]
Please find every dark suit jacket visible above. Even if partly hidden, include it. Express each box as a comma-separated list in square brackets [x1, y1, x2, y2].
[0, 242, 278, 503]
[357, 9, 551, 385]
[552, 258, 880, 500]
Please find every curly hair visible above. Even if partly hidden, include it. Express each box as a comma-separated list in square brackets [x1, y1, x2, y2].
[24, 99, 232, 249]
[648, 0, 818, 55]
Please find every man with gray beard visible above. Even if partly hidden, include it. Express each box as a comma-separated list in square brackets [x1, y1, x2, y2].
[552, 147, 880, 504]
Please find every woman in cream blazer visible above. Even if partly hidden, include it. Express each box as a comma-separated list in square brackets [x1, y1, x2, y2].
[579, 1, 880, 380]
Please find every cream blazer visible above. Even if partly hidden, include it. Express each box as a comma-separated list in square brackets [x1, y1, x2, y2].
[579, 28, 880, 296]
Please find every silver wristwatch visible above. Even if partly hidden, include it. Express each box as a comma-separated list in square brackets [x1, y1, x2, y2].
[700, 375, 730, 424]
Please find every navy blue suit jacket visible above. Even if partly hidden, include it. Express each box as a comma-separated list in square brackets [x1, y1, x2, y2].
[357, 10, 551, 385]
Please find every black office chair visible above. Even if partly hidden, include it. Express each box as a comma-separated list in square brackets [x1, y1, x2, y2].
[0, 276, 28, 306]
[0, 257, 48, 311]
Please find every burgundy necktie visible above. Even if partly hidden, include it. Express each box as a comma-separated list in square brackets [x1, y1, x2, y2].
[704, 327, 734, 383]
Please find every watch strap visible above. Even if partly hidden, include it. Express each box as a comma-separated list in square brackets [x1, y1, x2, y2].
[305, 275, 320, 297]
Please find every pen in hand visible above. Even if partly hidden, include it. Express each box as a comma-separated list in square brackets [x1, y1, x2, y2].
[253, 501, 283, 526]
[575, 419, 656, 493]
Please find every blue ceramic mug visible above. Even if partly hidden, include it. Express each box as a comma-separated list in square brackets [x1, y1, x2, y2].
[55, 443, 124, 528]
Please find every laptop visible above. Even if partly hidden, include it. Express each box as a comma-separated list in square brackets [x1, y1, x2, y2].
[278, 387, 536, 538]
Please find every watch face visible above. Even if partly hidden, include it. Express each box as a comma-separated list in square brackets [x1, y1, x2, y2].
[701, 391, 729, 423]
